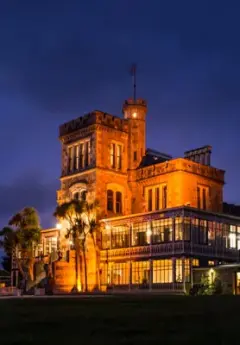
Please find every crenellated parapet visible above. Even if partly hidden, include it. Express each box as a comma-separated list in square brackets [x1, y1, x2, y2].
[59, 111, 128, 139]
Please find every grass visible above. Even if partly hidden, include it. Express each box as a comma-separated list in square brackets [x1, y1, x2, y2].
[0, 295, 239, 345]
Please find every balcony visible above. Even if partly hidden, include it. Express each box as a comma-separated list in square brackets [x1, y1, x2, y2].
[100, 242, 239, 262]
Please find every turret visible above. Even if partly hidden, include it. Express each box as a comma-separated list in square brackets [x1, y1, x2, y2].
[122, 98, 147, 170]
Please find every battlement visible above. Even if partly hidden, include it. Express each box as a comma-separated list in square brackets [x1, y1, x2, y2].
[136, 158, 225, 183]
[59, 111, 128, 137]
[123, 98, 147, 107]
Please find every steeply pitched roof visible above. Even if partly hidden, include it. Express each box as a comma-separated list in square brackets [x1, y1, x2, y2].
[139, 148, 172, 168]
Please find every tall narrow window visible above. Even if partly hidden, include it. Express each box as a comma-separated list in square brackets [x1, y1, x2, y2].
[85, 141, 89, 167]
[162, 186, 167, 209]
[116, 192, 122, 213]
[116, 145, 122, 170]
[202, 188, 206, 210]
[197, 187, 200, 209]
[75, 145, 79, 170]
[74, 192, 79, 200]
[107, 190, 114, 211]
[73, 146, 78, 170]
[81, 190, 87, 201]
[68, 147, 73, 172]
[79, 143, 84, 169]
[148, 189, 153, 211]
[133, 151, 137, 161]
[155, 187, 160, 210]
[110, 143, 116, 168]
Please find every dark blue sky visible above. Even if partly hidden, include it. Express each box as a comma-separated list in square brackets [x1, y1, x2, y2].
[0, 0, 240, 229]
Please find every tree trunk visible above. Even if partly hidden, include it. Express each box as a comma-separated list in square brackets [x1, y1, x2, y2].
[76, 249, 81, 291]
[83, 248, 88, 292]
[91, 234, 100, 290]
[16, 258, 24, 277]
[28, 256, 34, 281]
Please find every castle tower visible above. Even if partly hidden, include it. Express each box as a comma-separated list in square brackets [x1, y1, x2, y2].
[122, 98, 147, 170]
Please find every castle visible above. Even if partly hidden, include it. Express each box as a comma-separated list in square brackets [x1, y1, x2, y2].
[38, 98, 240, 293]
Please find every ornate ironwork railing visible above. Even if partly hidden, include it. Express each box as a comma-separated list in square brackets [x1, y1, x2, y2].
[100, 242, 239, 261]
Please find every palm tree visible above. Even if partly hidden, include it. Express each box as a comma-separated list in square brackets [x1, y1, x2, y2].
[82, 201, 100, 290]
[54, 199, 99, 292]
[54, 200, 85, 291]
[0, 207, 41, 287]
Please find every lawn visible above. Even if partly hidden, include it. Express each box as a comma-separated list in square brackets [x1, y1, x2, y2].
[0, 295, 239, 345]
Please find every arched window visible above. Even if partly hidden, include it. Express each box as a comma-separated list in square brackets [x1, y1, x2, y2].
[107, 190, 114, 211]
[116, 192, 122, 213]
[81, 190, 87, 201]
[73, 192, 80, 200]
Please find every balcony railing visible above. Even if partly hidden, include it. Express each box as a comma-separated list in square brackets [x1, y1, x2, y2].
[100, 242, 239, 261]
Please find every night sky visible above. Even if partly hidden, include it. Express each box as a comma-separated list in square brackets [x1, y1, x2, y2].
[0, 0, 240, 230]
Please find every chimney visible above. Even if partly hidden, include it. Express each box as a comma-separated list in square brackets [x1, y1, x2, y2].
[184, 145, 212, 166]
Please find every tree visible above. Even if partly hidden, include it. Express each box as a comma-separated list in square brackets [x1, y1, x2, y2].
[54, 199, 99, 292]
[54, 200, 85, 291]
[82, 201, 100, 290]
[0, 207, 41, 286]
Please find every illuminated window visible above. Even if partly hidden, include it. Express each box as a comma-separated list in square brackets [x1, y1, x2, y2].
[192, 259, 199, 267]
[132, 261, 150, 284]
[183, 217, 191, 241]
[208, 261, 215, 266]
[132, 222, 150, 246]
[197, 186, 208, 210]
[110, 143, 122, 170]
[152, 218, 173, 243]
[116, 145, 122, 169]
[101, 230, 111, 250]
[153, 260, 172, 283]
[175, 259, 182, 282]
[79, 143, 84, 168]
[184, 259, 190, 283]
[110, 143, 116, 168]
[85, 141, 90, 167]
[199, 220, 208, 244]
[229, 225, 236, 248]
[68, 139, 91, 172]
[45, 237, 57, 255]
[112, 263, 129, 285]
[100, 263, 108, 286]
[145, 184, 167, 211]
[116, 192, 122, 213]
[107, 190, 114, 211]
[175, 217, 183, 241]
[208, 221, 215, 245]
[111, 226, 129, 249]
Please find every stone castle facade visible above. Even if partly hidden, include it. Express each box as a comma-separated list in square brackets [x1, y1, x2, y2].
[39, 98, 240, 293]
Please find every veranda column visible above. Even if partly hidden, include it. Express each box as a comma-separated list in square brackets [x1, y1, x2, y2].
[172, 258, 176, 291]
[128, 224, 132, 291]
[149, 222, 152, 291]
[182, 257, 186, 294]
[190, 258, 194, 287]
